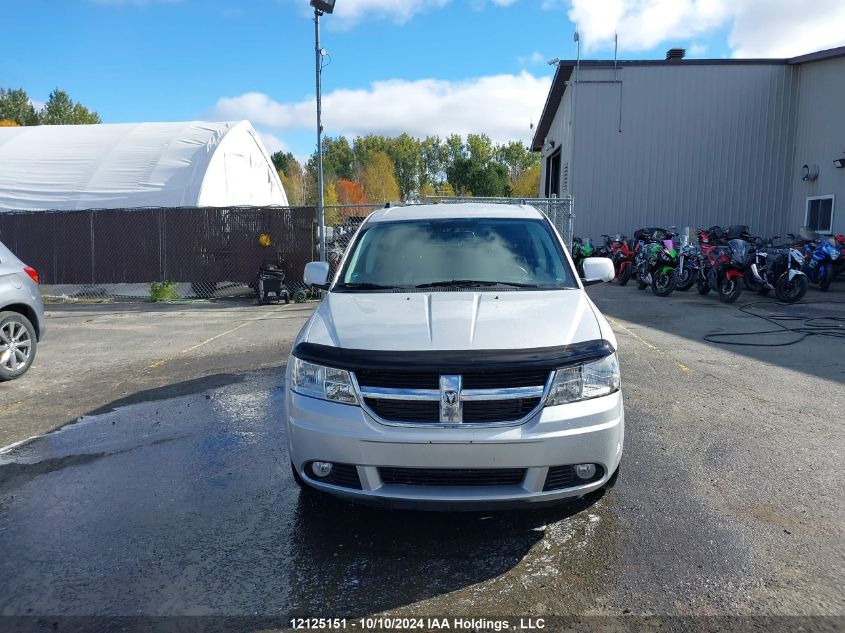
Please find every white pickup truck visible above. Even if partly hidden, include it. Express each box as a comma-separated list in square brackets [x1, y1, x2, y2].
[285, 203, 623, 509]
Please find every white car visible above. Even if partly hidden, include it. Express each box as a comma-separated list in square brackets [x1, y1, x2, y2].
[285, 203, 623, 509]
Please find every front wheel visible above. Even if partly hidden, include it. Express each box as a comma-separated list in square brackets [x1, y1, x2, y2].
[0, 312, 37, 382]
[819, 265, 834, 292]
[652, 269, 677, 297]
[617, 264, 632, 286]
[775, 274, 808, 303]
[675, 265, 695, 291]
[744, 268, 763, 293]
[696, 275, 711, 295]
[718, 275, 742, 303]
[636, 272, 649, 290]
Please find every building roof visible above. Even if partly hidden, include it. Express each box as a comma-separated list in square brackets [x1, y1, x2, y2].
[0, 120, 288, 211]
[367, 203, 544, 223]
[531, 46, 845, 152]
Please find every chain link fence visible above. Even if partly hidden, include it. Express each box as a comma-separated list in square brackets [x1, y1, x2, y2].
[0, 197, 574, 302]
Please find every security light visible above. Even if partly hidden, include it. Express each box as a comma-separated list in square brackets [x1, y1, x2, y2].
[548, 57, 560, 66]
[310, 0, 336, 14]
[834, 158, 845, 169]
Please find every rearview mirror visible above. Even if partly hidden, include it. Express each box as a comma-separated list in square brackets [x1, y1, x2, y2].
[304, 261, 331, 289]
[581, 258, 615, 286]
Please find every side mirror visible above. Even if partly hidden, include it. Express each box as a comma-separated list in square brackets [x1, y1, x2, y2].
[304, 261, 331, 289]
[581, 258, 615, 286]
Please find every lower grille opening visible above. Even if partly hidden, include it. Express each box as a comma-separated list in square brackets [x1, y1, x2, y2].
[307, 462, 362, 490]
[379, 467, 526, 487]
[463, 398, 541, 422]
[543, 464, 604, 491]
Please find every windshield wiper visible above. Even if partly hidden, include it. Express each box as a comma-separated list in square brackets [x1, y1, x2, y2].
[415, 279, 540, 289]
[335, 282, 403, 290]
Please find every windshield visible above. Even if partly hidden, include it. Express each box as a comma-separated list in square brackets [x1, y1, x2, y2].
[335, 218, 577, 291]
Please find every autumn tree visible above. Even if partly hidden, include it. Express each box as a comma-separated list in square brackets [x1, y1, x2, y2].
[362, 151, 400, 203]
[509, 163, 541, 197]
[336, 179, 367, 205]
[0, 119, 20, 127]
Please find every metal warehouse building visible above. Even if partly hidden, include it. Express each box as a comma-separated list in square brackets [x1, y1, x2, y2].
[532, 46, 845, 240]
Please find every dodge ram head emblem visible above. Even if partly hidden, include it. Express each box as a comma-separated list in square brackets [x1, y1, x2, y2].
[439, 375, 463, 423]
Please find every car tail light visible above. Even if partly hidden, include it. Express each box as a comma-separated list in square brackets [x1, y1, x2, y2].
[23, 266, 39, 284]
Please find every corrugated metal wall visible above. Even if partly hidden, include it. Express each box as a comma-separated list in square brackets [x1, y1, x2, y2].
[789, 57, 845, 234]
[560, 63, 800, 240]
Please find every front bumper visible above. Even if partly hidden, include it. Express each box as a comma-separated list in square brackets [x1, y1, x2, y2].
[286, 388, 624, 509]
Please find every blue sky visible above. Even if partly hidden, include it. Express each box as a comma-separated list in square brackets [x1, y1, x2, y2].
[4, 0, 844, 159]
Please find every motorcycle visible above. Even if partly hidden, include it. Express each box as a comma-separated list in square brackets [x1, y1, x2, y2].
[634, 234, 679, 297]
[747, 245, 808, 303]
[803, 236, 841, 291]
[571, 237, 594, 277]
[707, 238, 750, 303]
[603, 234, 636, 285]
[675, 238, 700, 291]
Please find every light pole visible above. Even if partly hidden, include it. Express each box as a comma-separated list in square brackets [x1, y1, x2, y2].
[310, 0, 335, 262]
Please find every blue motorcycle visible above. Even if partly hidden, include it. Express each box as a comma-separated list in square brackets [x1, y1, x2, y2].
[803, 234, 841, 292]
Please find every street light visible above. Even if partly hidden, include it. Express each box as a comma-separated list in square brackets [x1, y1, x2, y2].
[310, 0, 335, 263]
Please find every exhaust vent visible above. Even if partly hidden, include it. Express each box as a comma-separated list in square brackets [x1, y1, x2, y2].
[665, 48, 686, 60]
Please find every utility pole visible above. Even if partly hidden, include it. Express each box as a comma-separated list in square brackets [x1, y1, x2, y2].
[314, 7, 326, 263]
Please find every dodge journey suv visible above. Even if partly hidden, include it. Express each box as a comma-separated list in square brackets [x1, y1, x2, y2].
[286, 203, 623, 508]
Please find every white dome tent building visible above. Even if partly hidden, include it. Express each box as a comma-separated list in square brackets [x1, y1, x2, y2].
[0, 120, 288, 210]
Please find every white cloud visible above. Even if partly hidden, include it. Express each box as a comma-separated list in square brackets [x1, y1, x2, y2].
[325, 0, 449, 26]
[565, 0, 845, 57]
[212, 71, 550, 145]
[517, 51, 547, 66]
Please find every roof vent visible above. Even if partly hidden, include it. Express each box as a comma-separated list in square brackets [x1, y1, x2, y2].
[666, 48, 686, 60]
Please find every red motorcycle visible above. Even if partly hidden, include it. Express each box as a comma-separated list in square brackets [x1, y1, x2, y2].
[602, 233, 636, 285]
[695, 227, 747, 302]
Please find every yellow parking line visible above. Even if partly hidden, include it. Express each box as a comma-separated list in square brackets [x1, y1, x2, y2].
[605, 316, 690, 373]
[149, 321, 252, 369]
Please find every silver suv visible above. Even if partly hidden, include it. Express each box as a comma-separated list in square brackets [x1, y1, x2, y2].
[0, 240, 45, 381]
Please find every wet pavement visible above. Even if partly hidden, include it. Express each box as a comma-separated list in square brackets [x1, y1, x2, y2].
[0, 286, 843, 624]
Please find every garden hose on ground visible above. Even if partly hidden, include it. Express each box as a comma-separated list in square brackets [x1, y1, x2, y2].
[703, 300, 845, 347]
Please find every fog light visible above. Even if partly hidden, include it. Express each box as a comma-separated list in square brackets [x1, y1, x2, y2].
[574, 463, 597, 480]
[311, 461, 333, 478]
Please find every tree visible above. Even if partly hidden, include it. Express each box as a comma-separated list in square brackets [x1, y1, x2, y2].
[362, 151, 400, 203]
[509, 163, 541, 198]
[0, 88, 39, 126]
[336, 179, 367, 205]
[497, 140, 539, 181]
[466, 133, 494, 165]
[271, 151, 296, 174]
[385, 133, 421, 201]
[39, 89, 100, 125]
[322, 136, 354, 181]
[0, 119, 20, 127]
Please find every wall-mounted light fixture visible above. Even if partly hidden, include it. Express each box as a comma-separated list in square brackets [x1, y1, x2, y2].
[834, 158, 845, 169]
[802, 164, 819, 181]
[544, 139, 556, 153]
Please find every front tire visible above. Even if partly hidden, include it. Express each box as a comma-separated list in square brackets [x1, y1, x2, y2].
[819, 265, 834, 292]
[617, 264, 632, 286]
[696, 275, 711, 295]
[775, 274, 808, 303]
[651, 270, 677, 297]
[675, 265, 695, 291]
[718, 275, 742, 303]
[0, 312, 37, 382]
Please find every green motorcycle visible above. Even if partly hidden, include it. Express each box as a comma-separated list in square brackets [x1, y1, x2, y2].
[634, 239, 679, 297]
[571, 237, 594, 277]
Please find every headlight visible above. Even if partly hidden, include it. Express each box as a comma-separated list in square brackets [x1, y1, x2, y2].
[291, 357, 359, 405]
[546, 353, 620, 406]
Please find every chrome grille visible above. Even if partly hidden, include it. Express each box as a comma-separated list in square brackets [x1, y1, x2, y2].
[354, 368, 552, 427]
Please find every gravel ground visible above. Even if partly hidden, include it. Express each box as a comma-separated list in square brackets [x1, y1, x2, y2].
[0, 286, 842, 629]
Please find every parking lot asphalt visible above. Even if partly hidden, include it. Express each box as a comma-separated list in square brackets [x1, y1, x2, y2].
[0, 286, 843, 624]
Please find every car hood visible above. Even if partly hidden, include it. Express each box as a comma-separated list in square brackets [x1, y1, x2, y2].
[302, 290, 603, 351]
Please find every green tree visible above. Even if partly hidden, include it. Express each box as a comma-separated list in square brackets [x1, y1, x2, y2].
[419, 135, 446, 189]
[39, 89, 100, 125]
[497, 140, 539, 181]
[0, 88, 39, 126]
[362, 151, 400, 203]
[271, 151, 296, 175]
[322, 136, 354, 181]
[466, 133, 494, 165]
[384, 133, 421, 201]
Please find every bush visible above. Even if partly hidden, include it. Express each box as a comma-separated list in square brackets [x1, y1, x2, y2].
[149, 280, 178, 302]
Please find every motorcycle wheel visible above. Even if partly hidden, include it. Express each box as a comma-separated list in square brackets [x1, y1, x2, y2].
[718, 276, 742, 303]
[819, 265, 833, 292]
[675, 265, 695, 291]
[696, 275, 710, 295]
[652, 270, 677, 297]
[775, 275, 808, 303]
[636, 272, 648, 290]
[618, 265, 632, 286]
